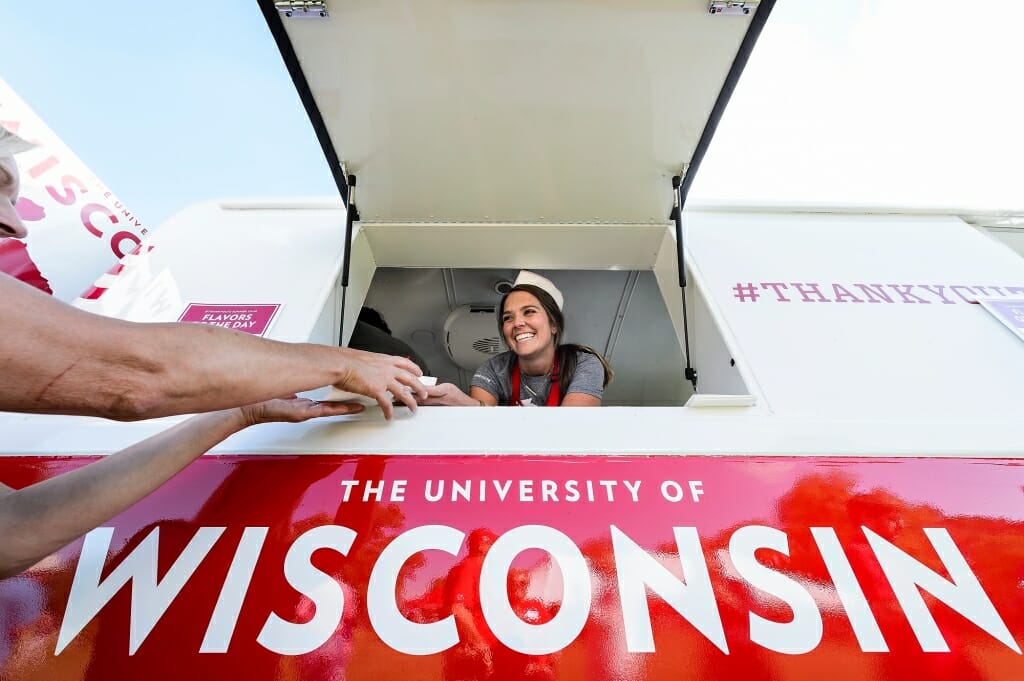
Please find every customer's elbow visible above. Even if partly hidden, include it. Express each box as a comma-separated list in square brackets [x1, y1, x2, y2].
[102, 379, 167, 422]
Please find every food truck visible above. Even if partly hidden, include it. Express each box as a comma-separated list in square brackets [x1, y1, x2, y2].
[2, 1, 1024, 678]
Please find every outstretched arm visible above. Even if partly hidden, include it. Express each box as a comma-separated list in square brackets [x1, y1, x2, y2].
[0, 397, 361, 579]
[421, 384, 496, 406]
[0, 274, 426, 420]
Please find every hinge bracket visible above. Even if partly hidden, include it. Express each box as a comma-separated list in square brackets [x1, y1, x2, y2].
[275, 1, 328, 19]
[709, 1, 760, 15]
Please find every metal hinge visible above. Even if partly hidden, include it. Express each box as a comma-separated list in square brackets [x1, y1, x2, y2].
[708, 1, 759, 15]
[275, 1, 328, 19]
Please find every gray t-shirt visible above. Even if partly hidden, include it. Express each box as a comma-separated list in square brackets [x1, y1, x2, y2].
[472, 350, 605, 406]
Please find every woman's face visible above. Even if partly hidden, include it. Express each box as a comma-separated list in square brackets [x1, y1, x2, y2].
[501, 290, 557, 359]
[0, 157, 27, 239]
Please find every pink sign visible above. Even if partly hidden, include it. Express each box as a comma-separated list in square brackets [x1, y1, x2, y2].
[177, 303, 281, 336]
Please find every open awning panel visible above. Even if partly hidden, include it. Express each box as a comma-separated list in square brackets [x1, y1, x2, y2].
[267, 0, 762, 225]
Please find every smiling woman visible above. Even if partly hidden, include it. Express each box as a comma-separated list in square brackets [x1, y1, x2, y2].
[423, 271, 613, 407]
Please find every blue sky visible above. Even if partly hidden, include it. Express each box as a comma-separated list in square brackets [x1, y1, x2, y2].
[1, 1, 336, 225]
[2, 1, 1021, 227]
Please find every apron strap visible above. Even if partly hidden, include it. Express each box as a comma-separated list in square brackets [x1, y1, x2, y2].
[509, 354, 561, 407]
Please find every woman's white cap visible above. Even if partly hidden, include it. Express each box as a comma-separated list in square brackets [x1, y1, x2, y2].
[513, 270, 564, 310]
[0, 126, 35, 239]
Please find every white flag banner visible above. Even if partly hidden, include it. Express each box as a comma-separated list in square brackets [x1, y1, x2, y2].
[0, 77, 148, 301]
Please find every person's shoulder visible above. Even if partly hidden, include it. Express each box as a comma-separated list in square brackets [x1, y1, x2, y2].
[566, 348, 605, 396]
[574, 349, 604, 373]
[472, 352, 511, 401]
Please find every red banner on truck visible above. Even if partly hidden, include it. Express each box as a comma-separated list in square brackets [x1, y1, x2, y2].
[2, 455, 1023, 679]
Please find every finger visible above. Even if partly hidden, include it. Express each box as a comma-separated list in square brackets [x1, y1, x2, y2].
[412, 377, 429, 401]
[394, 356, 423, 377]
[390, 380, 419, 414]
[406, 381, 429, 403]
[315, 401, 364, 417]
[417, 392, 437, 406]
[375, 390, 395, 421]
[394, 370, 429, 401]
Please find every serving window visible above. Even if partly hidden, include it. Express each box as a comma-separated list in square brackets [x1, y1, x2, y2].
[304, 221, 753, 407]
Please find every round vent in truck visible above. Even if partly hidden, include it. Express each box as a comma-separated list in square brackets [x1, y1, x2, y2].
[443, 304, 504, 370]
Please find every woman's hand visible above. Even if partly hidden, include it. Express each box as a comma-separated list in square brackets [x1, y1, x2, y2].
[239, 396, 365, 427]
[420, 383, 478, 406]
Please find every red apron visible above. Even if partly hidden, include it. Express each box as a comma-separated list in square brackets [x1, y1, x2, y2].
[508, 355, 560, 406]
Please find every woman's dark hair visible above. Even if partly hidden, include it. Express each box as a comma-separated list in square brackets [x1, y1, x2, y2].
[497, 284, 613, 400]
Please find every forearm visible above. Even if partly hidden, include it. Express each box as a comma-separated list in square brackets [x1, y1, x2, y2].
[0, 409, 245, 578]
[3, 275, 348, 419]
[2, 273, 423, 421]
[467, 387, 497, 406]
[115, 322, 355, 418]
[560, 393, 601, 406]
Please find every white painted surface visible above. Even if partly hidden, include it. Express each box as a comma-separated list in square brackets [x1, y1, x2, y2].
[83, 200, 350, 344]
[362, 223, 669, 270]
[1, 406, 1021, 457]
[686, 211, 1024, 421]
[281, 0, 754, 224]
